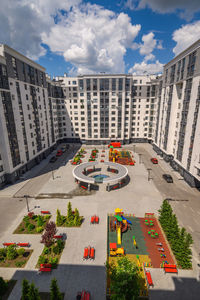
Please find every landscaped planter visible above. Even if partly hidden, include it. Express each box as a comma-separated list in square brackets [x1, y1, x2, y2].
[14, 215, 51, 234]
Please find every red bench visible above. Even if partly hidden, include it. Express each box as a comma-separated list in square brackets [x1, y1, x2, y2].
[95, 216, 99, 224]
[89, 247, 95, 259]
[17, 243, 30, 247]
[90, 216, 95, 224]
[39, 263, 52, 273]
[81, 185, 87, 190]
[83, 247, 89, 259]
[41, 211, 51, 214]
[164, 264, 178, 273]
[53, 235, 63, 239]
[80, 290, 91, 300]
[3, 243, 16, 247]
[39, 267, 51, 272]
[40, 263, 52, 268]
[146, 271, 153, 286]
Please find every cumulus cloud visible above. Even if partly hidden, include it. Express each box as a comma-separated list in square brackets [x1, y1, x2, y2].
[43, 4, 141, 74]
[172, 21, 200, 56]
[124, 0, 135, 10]
[128, 60, 163, 75]
[0, 0, 81, 60]
[132, 0, 200, 20]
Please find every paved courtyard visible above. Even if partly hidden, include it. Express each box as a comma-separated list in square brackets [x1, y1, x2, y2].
[0, 144, 199, 299]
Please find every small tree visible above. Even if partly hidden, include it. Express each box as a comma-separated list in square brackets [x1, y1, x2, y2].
[21, 279, 30, 300]
[41, 221, 57, 247]
[27, 283, 40, 300]
[74, 208, 81, 226]
[37, 215, 44, 227]
[0, 277, 8, 297]
[107, 256, 141, 300]
[67, 202, 73, 223]
[50, 278, 62, 300]
[7, 245, 18, 260]
[56, 209, 63, 226]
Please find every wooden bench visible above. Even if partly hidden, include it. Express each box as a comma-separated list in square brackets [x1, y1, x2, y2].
[3, 243, 16, 247]
[17, 243, 30, 247]
[146, 270, 153, 286]
[164, 264, 178, 273]
[41, 211, 51, 214]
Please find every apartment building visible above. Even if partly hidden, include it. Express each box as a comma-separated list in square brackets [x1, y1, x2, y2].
[57, 74, 158, 144]
[0, 45, 57, 186]
[153, 39, 200, 188]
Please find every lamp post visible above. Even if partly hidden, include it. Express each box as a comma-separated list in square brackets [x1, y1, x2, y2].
[138, 153, 142, 164]
[147, 168, 152, 181]
[24, 194, 30, 212]
[51, 168, 55, 180]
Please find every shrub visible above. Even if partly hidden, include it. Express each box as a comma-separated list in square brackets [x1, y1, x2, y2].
[23, 216, 30, 222]
[17, 248, 25, 256]
[0, 248, 7, 258]
[7, 245, 18, 260]
[25, 222, 30, 228]
[56, 209, 63, 226]
[41, 221, 56, 247]
[36, 226, 43, 233]
[27, 282, 40, 300]
[49, 257, 58, 268]
[57, 240, 64, 253]
[38, 255, 47, 265]
[15, 261, 26, 267]
[53, 246, 60, 255]
[37, 215, 44, 227]
[67, 202, 73, 223]
[43, 247, 50, 255]
[22, 279, 30, 300]
[44, 215, 51, 220]
[19, 227, 25, 232]
[32, 215, 37, 220]
[50, 278, 62, 300]
[28, 224, 35, 232]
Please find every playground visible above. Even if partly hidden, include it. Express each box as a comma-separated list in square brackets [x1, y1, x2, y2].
[108, 146, 135, 166]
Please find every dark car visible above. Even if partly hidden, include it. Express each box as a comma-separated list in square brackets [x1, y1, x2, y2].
[162, 174, 173, 183]
[49, 156, 57, 163]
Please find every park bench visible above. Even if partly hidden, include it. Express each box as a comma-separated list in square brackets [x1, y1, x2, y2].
[89, 247, 95, 260]
[3, 243, 16, 247]
[83, 247, 89, 260]
[39, 263, 52, 273]
[164, 264, 178, 273]
[40, 263, 52, 268]
[95, 216, 99, 224]
[145, 270, 153, 287]
[17, 243, 30, 247]
[39, 267, 51, 273]
[112, 185, 119, 190]
[90, 216, 95, 224]
[41, 211, 51, 214]
[81, 185, 87, 189]
[53, 235, 63, 239]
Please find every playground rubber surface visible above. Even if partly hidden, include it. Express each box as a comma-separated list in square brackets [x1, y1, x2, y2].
[108, 216, 148, 255]
[139, 217, 175, 268]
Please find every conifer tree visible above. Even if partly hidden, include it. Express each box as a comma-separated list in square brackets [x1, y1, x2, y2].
[28, 283, 40, 300]
[56, 209, 63, 226]
[21, 279, 30, 300]
[67, 202, 73, 223]
[50, 278, 62, 300]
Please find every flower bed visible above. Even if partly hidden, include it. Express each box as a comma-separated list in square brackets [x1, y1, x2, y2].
[36, 240, 65, 269]
[0, 246, 33, 268]
[14, 214, 51, 234]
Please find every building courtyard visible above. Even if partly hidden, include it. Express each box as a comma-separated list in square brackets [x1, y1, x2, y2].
[0, 143, 200, 299]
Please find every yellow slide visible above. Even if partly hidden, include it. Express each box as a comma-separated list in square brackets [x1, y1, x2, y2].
[117, 227, 121, 245]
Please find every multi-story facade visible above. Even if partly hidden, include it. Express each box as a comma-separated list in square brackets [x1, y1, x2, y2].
[57, 74, 158, 144]
[0, 45, 57, 185]
[154, 39, 200, 188]
[0, 40, 200, 189]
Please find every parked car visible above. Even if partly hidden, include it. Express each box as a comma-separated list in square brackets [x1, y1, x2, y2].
[49, 156, 57, 163]
[162, 174, 173, 183]
[151, 158, 158, 164]
[56, 150, 63, 157]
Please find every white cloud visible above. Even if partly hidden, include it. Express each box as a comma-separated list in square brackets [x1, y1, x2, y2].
[144, 53, 155, 62]
[43, 4, 141, 74]
[172, 21, 200, 56]
[128, 60, 163, 75]
[139, 32, 157, 55]
[0, 0, 81, 60]
[124, 0, 135, 10]
[136, 0, 200, 20]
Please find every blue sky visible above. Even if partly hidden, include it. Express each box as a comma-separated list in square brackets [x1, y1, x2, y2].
[1, 0, 200, 76]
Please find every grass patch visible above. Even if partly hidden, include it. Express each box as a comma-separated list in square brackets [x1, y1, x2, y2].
[36, 240, 65, 269]
[0, 249, 33, 268]
[13, 214, 51, 234]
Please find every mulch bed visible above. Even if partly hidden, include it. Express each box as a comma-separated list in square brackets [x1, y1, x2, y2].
[0, 250, 33, 268]
[139, 217, 175, 268]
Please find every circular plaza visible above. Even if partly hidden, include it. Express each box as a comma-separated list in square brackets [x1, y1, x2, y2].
[72, 161, 128, 191]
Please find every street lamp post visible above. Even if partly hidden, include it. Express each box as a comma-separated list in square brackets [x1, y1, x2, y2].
[138, 153, 142, 164]
[147, 168, 152, 181]
[24, 194, 30, 212]
[51, 168, 55, 180]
